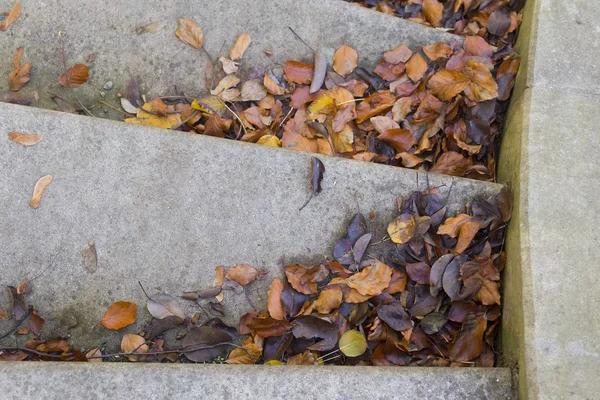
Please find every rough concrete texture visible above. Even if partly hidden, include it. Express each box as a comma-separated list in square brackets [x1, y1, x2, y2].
[0, 102, 502, 351]
[0, 363, 515, 399]
[497, 0, 600, 398]
[0, 0, 460, 119]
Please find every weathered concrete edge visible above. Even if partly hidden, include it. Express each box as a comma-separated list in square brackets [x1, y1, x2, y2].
[0, 363, 515, 400]
[497, 0, 541, 398]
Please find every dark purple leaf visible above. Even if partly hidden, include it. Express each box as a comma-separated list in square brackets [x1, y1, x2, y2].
[443, 256, 464, 301]
[352, 233, 372, 264]
[334, 236, 354, 265]
[0, 91, 31, 105]
[127, 77, 143, 108]
[8, 287, 27, 320]
[263, 332, 293, 361]
[347, 213, 367, 244]
[430, 254, 454, 296]
[377, 301, 413, 331]
[291, 315, 337, 351]
[146, 315, 184, 339]
[182, 326, 231, 362]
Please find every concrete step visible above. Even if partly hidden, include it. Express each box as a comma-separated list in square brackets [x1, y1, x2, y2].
[0, 0, 460, 120]
[0, 363, 514, 400]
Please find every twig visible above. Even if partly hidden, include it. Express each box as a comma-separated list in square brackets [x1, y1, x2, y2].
[58, 32, 94, 117]
[298, 194, 313, 211]
[288, 27, 315, 53]
[0, 310, 31, 341]
[172, 110, 200, 130]
[0, 347, 63, 359]
[221, 101, 248, 139]
[276, 106, 294, 133]
[99, 100, 131, 116]
[138, 281, 152, 300]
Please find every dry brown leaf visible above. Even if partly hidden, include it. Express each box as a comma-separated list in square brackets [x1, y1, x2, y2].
[405, 53, 428, 82]
[464, 36, 493, 58]
[422, 0, 444, 27]
[214, 266, 225, 302]
[9, 47, 31, 91]
[383, 45, 412, 64]
[422, 42, 453, 60]
[454, 221, 480, 254]
[313, 288, 343, 314]
[0, 2, 20, 31]
[81, 240, 98, 273]
[230, 33, 252, 61]
[226, 337, 262, 364]
[333, 45, 358, 78]
[356, 90, 396, 124]
[264, 73, 285, 95]
[429, 151, 472, 176]
[437, 214, 472, 237]
[85, 348, 103, 362]
[282, 61, 314, 84]
[100, 301, 137, 330]
[241, 79, 267, 102]
[136, 21, 163, 35]
[8, 131, 42, 146]
[427, 69, 471, 101]
[267, 278, 286, 320]
[176, 18, 204, 49]
[0, 308, 8, 320]
[219, 57, 239, 74]
[211, 74, 240, 96]
[379, 128, 416, 153]
[346, 262, 393, 296]
[462, 59, 498, 102]
[58, 64, 89, 88]
[225, 264, 259, 286]
[29, 175, 53, 209]
[285, 264, 328, 295]
[121, 334, 148, 362]
[35, 339, 69, 353]
[388, 214, 416, 244]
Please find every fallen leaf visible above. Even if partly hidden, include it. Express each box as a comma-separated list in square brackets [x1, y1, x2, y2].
[263, 73, 285, 95]
[0, 90, 31, 105]
[267, 278, 286, 320]
[422, 0, 444, 27]
[427, 69, 471, 101]
[182, 326, 233, 362]
[241, 79, 267, 102]
[406, 262, 431, 285]
[211, 74, 241, 96]
[448, 313, 486, 361]
[437, 214, 472, 237]
[120, 98, 138, 114]
[487, 10, 512, 37]
[127, 77, 143, 108]
[464, 36, 493, 58]
[356, 91, 396, 124]
[257, 135, 281, 147]
[387, 214, 416, 244]
[124, 103, 182, 129]
[285, 264, 328, 294]
[226, 337, 262, 364]
[81, 240, 97, 273]
[292, 315, 338, 351]
[100, 301, 137, 330]
[313, 288, 343, 314]
[176, 18, 204, 49]
[462, 59, 498, 102]
[346, 261, 393, 296]
[225, 264, 259, 286]
[0, 2, 20, 31]
[229, 32, 251, 60]
[85, 348, 103, 362]
[429, 151, 472, 176]
[58, 64, 89, 88]
[383, 45, 412, 64]
[28, 308, 45, 335]
[121, 334, 149, 362]
[310, 156, 325, 196]
[377, 301, 413, 331]
[405, 53, 428, 82]
[454, 221, 480, 254]
[282, 60, 314, 84]
[8, 286, 26, 320]
[219, 56, 239, 74]
[247, 317, 292, 337]
[29, 175, 53, 209]
[310, 49, 327, 94]
[287, 350, 319, 365]
[0, 308, 7, 320]
[145, 315, 184, 339]
[422, 43, 453, 60]
[333, 45, 358, 77]
[35, 339, 69, 353]
[136, 21, 162, 35]
[214, 266, 225, 302]
[338, 329, 367, 357]
[9, 47, 31, 91]
[8, 131, 42, 146]
[147, 293, 186, 320]
[378, 128, 415, 152]
[204, 114, 232, 137]
[460, 259, 501, 305]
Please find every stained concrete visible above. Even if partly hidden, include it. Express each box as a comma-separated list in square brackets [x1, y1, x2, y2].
[497, 0, 600, 398]
[0, 102, 502, 352]
[0, 0, 459, 119]
[0, 363, 515, 400]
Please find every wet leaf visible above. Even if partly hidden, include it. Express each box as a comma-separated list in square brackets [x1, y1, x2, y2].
[460, 259, 501, 305]
[282, 60, 314, 84]
[0, 2, 20, 31]
[176, 18, 204, 49]
[339, 329, 367, 357]
[292, 315, 337, 351]
[346, 261, 393, 296]
[182, 326, 232, 362]
[388, 214, 416, 244]
[225, 264, 259, 286]
[487, 10, 512, 37]
[8, 131, 42, 146]
[147, 293, 185, 320]
[333, 45, 358, 77]
[229, 32, 251, 60]
[29, 175, 53, 209]
[58, 64, 89, 88]
[247, 317, 292, 337]
[100, 301, 137, 330]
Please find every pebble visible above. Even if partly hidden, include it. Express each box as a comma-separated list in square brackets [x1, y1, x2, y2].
[103, 81, 113, 90]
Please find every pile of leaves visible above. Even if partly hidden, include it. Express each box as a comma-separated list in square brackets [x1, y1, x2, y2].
[0, 187, 511, 366]
[346, 0, 525, 47]
[119, 20, 520, 181]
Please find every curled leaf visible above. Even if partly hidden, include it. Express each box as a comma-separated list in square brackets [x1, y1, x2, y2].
[29, 175, 53, 209]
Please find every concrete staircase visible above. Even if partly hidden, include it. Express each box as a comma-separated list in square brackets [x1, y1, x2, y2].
[1, 0, 598, 399]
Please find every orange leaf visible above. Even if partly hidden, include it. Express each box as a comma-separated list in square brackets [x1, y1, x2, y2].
[100, 301, 137, 330]
[427, 69, 471, 101]
[267, 278, 286, 320]
[176, 18, 204, 49]
[214, 265, 225, 302]
[247, 317, 292, 337]
[86, 348, 103, 362]
[464, 36, 493, 58]
[35, 339, 69, 353]
[0, 308, 8, 320]
[355, 90, 396, 124]
[462, 59, 498, 102]
[437, 214, 472, 238]
[313, 288, 343, 314]
[229, 32, 251, 61]
[333, 45, 358, 78]
[263, 73, 285, 95]
[29, 175, 53, 209]
[383, 45, 412, 64]
[346, 262, 393, 296]
[226, 337, 262, 364]
[225, 264, 259, 286]
[8, 131, 42, 146]
[378, 128, 416, 153]
[454, 221, 480, 254]
[121, 334, 148, 362]
[285, 264, 328, 295]
[422, 0, 444, 27]
[9, 47, 31, 91]
[0, 2, 20, 31]
[429, 151, 472, 176]
[405, 53, 428, 82]
[282, 61, 314, 84]
[422, 42, 453, 60]
[58, 64, 89, 88]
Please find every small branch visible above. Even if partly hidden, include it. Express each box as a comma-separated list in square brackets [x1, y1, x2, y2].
[288, 27, 315, 53]
[138, 281, 152, 300]
[172, 110, 200, 130]
[99, 100, 131, 117]
[0, 310, 31, 340]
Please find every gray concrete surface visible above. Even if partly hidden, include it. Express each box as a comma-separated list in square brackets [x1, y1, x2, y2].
[0, 102, 501, 352]
[0, 363, 515, 400]
[0, 0, 459, 120]
[497, 0, 600, 398]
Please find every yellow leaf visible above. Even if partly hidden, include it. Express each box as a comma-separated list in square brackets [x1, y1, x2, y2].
[191, 95, 227, 116]
[264, 360, 284, 365]
[125, 106, 181, 129]
[176, 18, 204, 49]
[307, 94, 335, 116]
[257, 135, 281, 147]
[339, 330, 368, 357]
[211, 74, 240, 96]
[437, 214, 471, 238]
[387, 214, 416, 244]
[331, 124, 354, 153]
